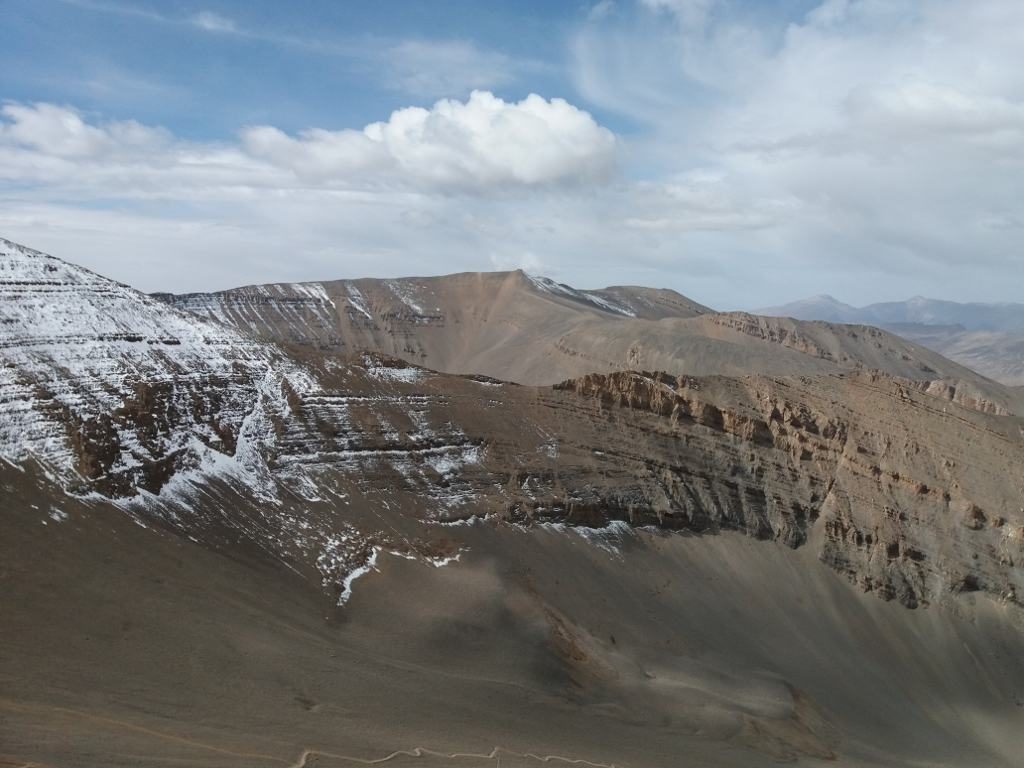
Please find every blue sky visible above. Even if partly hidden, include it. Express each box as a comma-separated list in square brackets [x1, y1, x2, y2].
[2, 0, 1022, 307]
[4, 1, 588, 136]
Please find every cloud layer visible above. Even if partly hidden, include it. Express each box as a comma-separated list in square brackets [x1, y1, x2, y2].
[574, 0, 1024, 295]
[0, 92, 615, 196]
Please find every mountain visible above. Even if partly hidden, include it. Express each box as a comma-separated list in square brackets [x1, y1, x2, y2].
[0, 237, 299, 496]
[756, 294, 862, 324]
[760, 295, 1024, 332]
[3, 237, 1024, 767]
[857, 296, 1024, 332]
[885, 324, 1024, 387]
[759, 296, 1024, 385]
[154, 271, 1022, 415]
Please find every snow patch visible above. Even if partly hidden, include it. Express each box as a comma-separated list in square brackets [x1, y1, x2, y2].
[345, 284, 373, 319]
[49, 507, 69, 522]
[338, 547, 380, 606]
[385, 280, 424, 314]
[362, 356, 425, 383]
[525, 274, 635, 317]
[425, 444, 483, 476]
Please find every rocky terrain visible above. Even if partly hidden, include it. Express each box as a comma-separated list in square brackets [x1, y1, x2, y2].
[154, 271, 1023, 415]
[760, 295, 1024, 386]
[3, 236, 1024, 767]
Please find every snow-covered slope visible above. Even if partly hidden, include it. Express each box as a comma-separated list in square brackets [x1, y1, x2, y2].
[0, 237, 297, 495]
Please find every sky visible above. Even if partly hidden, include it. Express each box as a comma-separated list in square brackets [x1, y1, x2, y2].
[1, 0, 1022, 309]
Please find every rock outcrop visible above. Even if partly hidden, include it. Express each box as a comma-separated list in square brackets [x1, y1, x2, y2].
[554, 370, 1024, 609]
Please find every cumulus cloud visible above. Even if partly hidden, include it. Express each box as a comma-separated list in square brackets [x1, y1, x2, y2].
[0, 94, 627, 295]
[242, 91, 616, 190]
[0, 103, 169, 158]
[0, 92, 615, 196]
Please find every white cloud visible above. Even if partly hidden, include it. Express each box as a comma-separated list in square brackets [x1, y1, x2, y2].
[7, 0, 1024, 308]
[589, 0, 617, 21]
[488, 249, 550, 275]
[624, 174, 792, 232]
[0, 93, 616, 195]
[639, 0, 716, 29]
[0, 95, 630, 296]
[0, 103, 170, 158]
[244, 91, 616, 190]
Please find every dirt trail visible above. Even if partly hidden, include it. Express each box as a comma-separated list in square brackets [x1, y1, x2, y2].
[288, 747, 619, 768]
[0, 699, 619, 768]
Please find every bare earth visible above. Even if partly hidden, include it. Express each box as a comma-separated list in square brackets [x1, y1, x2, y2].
[4, 466, 1024, 768]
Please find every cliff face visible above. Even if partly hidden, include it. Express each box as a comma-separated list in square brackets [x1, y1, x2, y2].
[554, 370, 1024, 609]
[219, 355, 1023, 611]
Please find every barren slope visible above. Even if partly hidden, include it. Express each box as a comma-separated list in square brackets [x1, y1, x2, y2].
[759, 297, 1024, 387]
[886, 324, 1024, 386]
[156, 270, 1022, 416]
[4, 467, 1024, 768]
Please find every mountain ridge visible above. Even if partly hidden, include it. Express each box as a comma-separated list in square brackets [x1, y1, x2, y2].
[153, 268, 1022, 417]
[758, 294, 1024, 331]
[758, 294, 1024, 385]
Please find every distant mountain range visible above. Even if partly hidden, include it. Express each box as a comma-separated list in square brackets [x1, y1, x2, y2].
[758, 296, 1024, 385]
